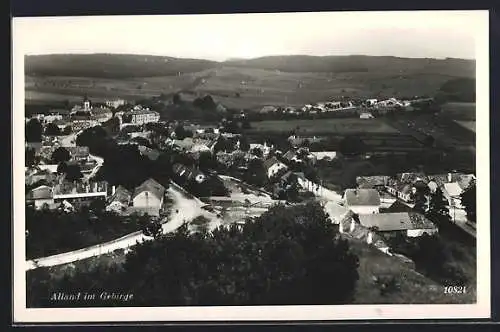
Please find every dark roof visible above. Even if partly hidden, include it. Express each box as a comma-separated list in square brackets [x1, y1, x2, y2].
[344, 189, 381, 206]
[26, 185, 53, 200]
[109, 185, 132, 205]
[138, 145, 160, 161]
[356, 176, 389, 188]
[133, 178, 166, 200]
[263, 156, 281, 170]
[359, 212, 436, 232]
[283, 150, 295, 160]
[385, 200, 414, 213]
[67, 146, 89, 158]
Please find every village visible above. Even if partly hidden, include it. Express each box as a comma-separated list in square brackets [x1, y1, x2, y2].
[24, 92, 476, 271]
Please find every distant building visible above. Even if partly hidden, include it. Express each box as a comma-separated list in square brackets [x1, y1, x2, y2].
[52, 181, 108, 205]
[357, 212, 438, 239]
[106, 185, 132, 213]
[105, 99, 126, 108]
[132, 178, 166, 216]
[130, 109, 160, 125]
[344, 188, 381, 215]
[263, 157, 288, 179]
[26, 185, 55, 209]
[360, 112, 374, 119]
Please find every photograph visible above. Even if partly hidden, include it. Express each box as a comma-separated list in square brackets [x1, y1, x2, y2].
[12, 10, 490, 323]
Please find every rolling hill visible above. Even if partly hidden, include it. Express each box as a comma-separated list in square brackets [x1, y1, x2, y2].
[25, 54, 475, 78]
[24, 54, 476, 110]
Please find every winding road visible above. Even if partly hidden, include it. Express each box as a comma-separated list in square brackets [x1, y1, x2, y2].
[25, 182, 221, 271]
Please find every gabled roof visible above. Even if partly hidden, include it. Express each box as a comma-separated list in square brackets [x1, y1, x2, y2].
[263, 156, 281, 170]
[356, 176, 389, 188]
[109, 185, 132, 205]
[132, 178, 166, 200]
[26, 185, 53, 200]
[344, 188, 381, 206]
[138, 145, 160, 161]
[283, 150, 295, 160]
[359, 212, 436, 232]
[443, 182, 463, 197]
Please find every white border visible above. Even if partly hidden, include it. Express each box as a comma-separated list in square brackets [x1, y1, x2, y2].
[12, 10, 490, 323]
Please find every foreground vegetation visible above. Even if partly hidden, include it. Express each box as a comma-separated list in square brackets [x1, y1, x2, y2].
[27, 203, 360, 307]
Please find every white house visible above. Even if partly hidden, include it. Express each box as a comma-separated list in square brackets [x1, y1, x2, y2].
[360, 112, 374, 119]
[131, 178, 166, 216]
[344, 188, 381, 215]
[357, 212, 438, 239]
[443, 182, 464, 208]
[263, 157, 288, 179]
[26, 185, 55, 209]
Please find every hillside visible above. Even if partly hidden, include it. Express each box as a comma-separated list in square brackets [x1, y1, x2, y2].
[24, 54, 476, 110]
[25, 54, 218, 78]
[25, 54, 476, 78]
[226, 55, 476, 77]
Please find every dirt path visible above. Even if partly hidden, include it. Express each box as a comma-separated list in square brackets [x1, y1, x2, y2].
[25, 182, 221, 271]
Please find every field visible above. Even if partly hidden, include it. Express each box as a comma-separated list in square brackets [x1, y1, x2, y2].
[455, 120, 476, 133]
[24, 54, 475, 110]
[248, 118, 399, 134]
[440, 102, 476, 121]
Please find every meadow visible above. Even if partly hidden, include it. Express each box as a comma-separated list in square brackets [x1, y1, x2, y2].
[440, 102, 476, 121]
[248, 118, 400, 134]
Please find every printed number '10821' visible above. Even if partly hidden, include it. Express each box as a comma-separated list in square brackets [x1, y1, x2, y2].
[444, 286, 467, 294]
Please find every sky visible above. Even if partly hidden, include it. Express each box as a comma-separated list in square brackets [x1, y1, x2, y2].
[13, 10, 486, 61]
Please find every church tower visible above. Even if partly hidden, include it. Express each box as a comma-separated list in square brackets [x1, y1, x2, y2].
[83, 96, 91, 111]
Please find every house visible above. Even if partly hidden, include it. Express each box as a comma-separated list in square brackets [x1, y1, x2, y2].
[138, 145, 161, 161]
[385, 173, 427, 203]
[263, 157, 288, 179]
[52, 180, 108, 205]
[67, 146, 90, 162]
[131, 178, 166, 216]
[106, 186, 132, 213]
[105, 99, 126, 108]
[360, 112, 374, 119]
[356, 176, 389, 191]
[259, 106, 277, 114]
[282, 150, 296, 162]
[129, 109, 160, 125]
[26, 168, 57, 186]
[357, 212, 438, 240]
[366, 99, 378, 106]
[310, 151, 337, 162]
[344, 188, 381, 215]
[443, 182, 464, 208]
[26, 185, 55, 209]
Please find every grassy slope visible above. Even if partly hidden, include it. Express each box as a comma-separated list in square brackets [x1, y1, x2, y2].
[350, 239, 476, 304]
[25, 54, 476, 110]
[26, 236, 476, 306]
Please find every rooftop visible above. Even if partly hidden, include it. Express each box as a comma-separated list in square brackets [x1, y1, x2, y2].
[359, 212, 436, 232]
[344, 188, 381, 206]
[132, 178, 166, 201]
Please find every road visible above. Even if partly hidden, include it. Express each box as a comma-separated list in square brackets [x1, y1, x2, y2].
[25, 182, 221, 271]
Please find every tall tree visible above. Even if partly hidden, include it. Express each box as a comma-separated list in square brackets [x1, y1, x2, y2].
[25, 118, 43, 142]
[51, 147, 71, 164]
[30, 203, 360, 307]
[460, 181, 476, 223]
[44, 123, 61, 136]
